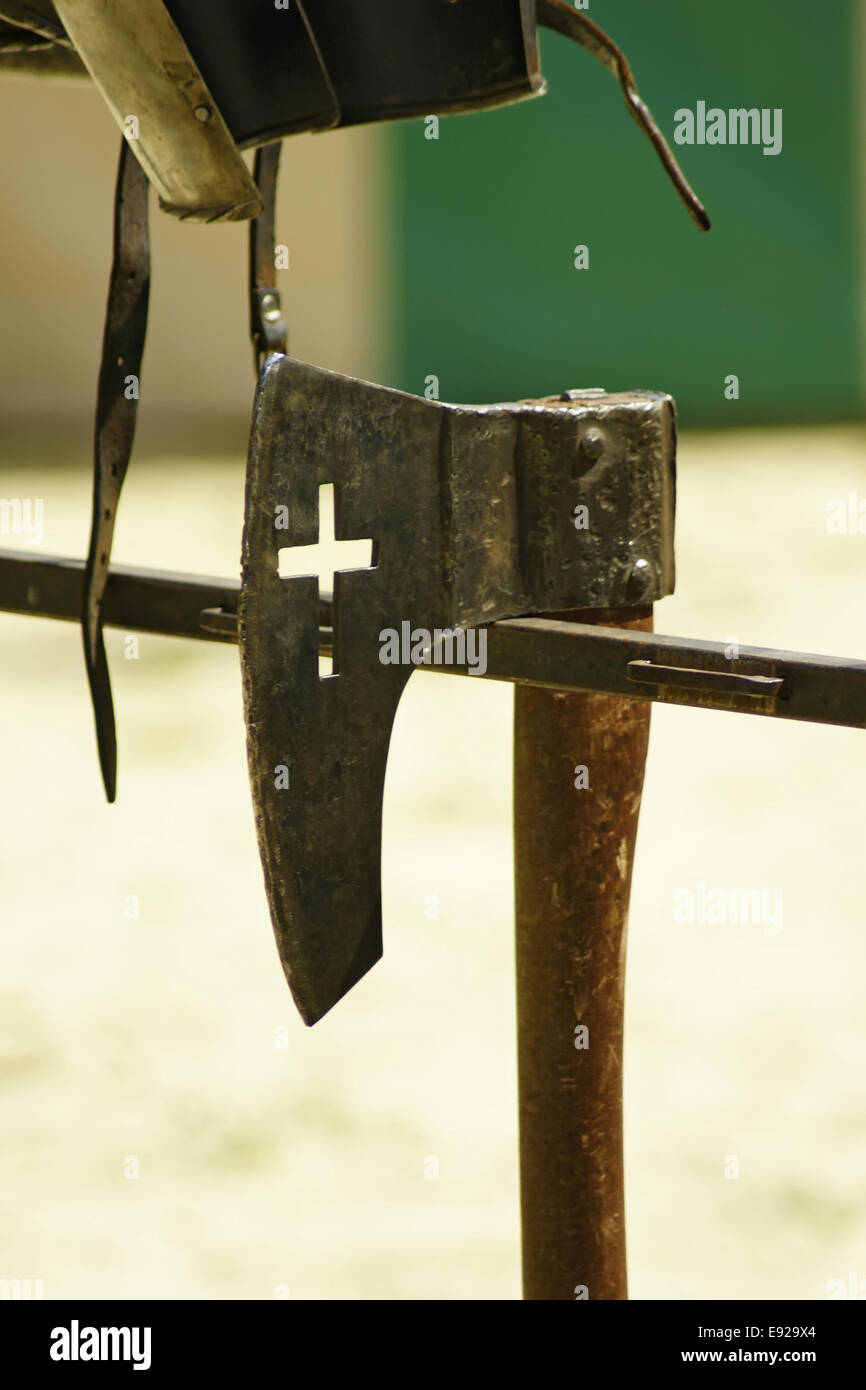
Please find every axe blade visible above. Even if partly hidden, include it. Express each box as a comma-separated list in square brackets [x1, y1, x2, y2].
[240, 357, 675, 1023]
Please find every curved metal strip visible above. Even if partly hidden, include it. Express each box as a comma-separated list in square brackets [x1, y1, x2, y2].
[82, 139, 150, 803]
[249, 143, 288, 373]
[537, 0, 710, 230]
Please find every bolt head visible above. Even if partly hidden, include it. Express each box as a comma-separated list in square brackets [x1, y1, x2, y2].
[625, 557, 654, 600]
[579, 429, 605, 463]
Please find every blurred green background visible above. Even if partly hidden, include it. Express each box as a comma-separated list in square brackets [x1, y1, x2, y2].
[392, 0, 863, 424]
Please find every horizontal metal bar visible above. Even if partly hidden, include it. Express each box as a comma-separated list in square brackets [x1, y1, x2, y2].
[486, 619, 866, 729]
[0, 548, 251, 644]
[1, 549, 865, 729]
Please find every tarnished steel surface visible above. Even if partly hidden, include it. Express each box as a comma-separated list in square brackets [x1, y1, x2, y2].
[165, 0, 541, 143]
[3, 548, 865, 730]
[51, 0, 261, 222]
[515, 606, 653, 1301]
[81, 141, 150, 804]
[24, 0, 542, 165]
[166, 0, 339, 147]
[239, 357, 675, 1024]
[244, 362, 676, 630]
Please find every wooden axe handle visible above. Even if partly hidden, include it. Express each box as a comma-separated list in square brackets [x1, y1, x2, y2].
[515, 605, 653, 1300]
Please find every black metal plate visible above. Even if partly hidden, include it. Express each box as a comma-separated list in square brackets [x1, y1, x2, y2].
[164, 0, 338, 146]
[164, 0, 542, 147]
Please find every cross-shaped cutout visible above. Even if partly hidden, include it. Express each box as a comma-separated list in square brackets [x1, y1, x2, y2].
[278, 483, 377, 677]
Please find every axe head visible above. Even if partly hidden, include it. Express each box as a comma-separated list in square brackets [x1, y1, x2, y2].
[240, 357, 675, 1024]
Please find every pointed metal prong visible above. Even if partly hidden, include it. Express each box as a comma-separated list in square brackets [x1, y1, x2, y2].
[81, 138, 150, 801]
[538, 0, 711, 231]
[249, 141, 288, 373]
[82, 628, 117, 803]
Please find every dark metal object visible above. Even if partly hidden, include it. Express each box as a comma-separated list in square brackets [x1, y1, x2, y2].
[239, 361, 675, 1024]
[516, 606, 652, 1301]
[249, 144, 288, 372]
[78, 131, 286, 802]
[81, 140, 150, 803]
[486, 618, 866, 728]
[627, 659, 784, 699]
[3, 547, 865, 731]
[3, 2, 708, 231]
[166, 0, 542, 141]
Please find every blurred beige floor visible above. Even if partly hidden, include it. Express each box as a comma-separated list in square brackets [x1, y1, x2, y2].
[1, 425, 865, 1301]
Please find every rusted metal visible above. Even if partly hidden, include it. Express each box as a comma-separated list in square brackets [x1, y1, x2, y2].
[515, 605, 652, 1301]
[239, 361, 675, 1023]
[81, 139, 150, 803]
[3, 549, 866, 730]
[481, 619, 866, 728]
[80, 131, 289, 803]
